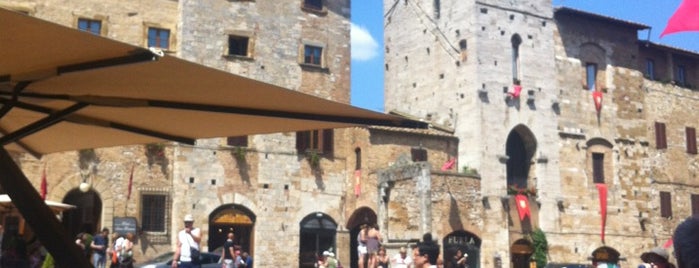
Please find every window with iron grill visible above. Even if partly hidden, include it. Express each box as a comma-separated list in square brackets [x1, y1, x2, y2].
[141, 194, 167, 232]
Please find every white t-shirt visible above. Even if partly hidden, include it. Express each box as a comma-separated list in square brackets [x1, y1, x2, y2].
[392, 253, 413, 268]
[177, 228, 201, 262]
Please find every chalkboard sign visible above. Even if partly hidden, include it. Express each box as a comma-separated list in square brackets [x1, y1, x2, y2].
[113, 217, 138, 236]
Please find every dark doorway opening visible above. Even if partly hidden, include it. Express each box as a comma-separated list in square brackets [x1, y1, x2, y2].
[506, 125, 537, 189]
[62, 189, 102, 238]
[346, 207, 377, 268]
[208, 204, 255, 254]
[299, 212, 337, 268]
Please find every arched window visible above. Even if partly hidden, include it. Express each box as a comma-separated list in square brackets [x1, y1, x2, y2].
[355, 147, 362, 170]
[299, 213, 337, 268]
[511, 34, 522, 81]
[506, 125, 537, 190]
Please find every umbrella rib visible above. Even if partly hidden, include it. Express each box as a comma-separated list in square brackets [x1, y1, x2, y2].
[0, 81, 30, 119]
[0, 103, 88, 146]
[0, 92, 427, 128]
[56, 50, 159, 75]
[0, 126, 41, 158]
[0, 99, 195, 145]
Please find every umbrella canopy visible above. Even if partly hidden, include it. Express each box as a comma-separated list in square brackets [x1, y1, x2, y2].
[0, 8, 427, 268]
[0, 8, 425, 157]
[0, 194, 75, 212]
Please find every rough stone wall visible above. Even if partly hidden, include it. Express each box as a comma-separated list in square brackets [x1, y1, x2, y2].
[552, 10, 699, 266]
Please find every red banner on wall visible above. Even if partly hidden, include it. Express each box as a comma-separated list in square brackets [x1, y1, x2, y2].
[514, 194, 531, 221]
[596, 183, 608, 243]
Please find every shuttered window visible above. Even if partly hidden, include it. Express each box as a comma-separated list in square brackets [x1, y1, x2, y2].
[687, 127, 697, 154]
[693, 194, 699, 217]
[227, 136, 248, 147]
[592, 153, 604, 183]
[655, 122, 667, 149]
[660, 191, 672, 218]
[296, 129, 333, 155]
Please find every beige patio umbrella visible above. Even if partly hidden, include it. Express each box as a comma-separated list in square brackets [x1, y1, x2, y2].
[0, 8, 427, 267]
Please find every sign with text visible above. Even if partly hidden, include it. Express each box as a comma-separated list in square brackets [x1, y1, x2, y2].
[113, 217, 138, 236]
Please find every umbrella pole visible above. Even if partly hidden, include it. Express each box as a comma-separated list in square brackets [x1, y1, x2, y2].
[0, 148, 91, 268]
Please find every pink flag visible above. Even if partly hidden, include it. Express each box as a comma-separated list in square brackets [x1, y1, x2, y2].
[40, 164, 47, 200]
[440, 158, 456, 171]
[127, 165, 134, 200]
[661, 0, 699, 37]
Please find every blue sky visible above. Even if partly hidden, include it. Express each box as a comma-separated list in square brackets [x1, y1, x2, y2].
[350, 0, 699, 112]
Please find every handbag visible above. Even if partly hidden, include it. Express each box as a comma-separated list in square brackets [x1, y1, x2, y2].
[186, 233, 201, 264]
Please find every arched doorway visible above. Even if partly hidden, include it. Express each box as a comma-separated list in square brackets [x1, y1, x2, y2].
[506, 125, 537, 190]
[299, 212, 337, 268]
[443, 231, 481, 268]
[346, 207, 377, 268]
[62, 188, 102, 238]
[209, 204, 256, 254]
[510, 239, 533, 268]
[591, 246, 621, 268]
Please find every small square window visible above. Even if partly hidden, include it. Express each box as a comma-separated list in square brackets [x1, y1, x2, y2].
[304, 45, 323, 66]
[148, 27, 170, 49]
[78, 18, 101, 35]
[228, 35, 250, 57]
[304, 0, 323, 10]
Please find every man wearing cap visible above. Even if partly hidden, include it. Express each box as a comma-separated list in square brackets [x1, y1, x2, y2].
[392, 247, 413, 268]
[640, 247, 673, 268]
[172, 214, 202, 268]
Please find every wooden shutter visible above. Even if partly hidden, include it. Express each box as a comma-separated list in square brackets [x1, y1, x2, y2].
[693, 194, 699, 217]
[322, 129, 333, 155]
[296, 131, 310, 153]
[592, 153, 604, 183]
[655, 122, 667, 149]
[660, 191, 672, 218]
[687, 127, 697, 154]
[227, 136, 248, 147]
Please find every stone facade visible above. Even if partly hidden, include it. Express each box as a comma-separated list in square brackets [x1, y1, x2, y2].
[385, 1, 699, 268]
[5, 0, 699, 267]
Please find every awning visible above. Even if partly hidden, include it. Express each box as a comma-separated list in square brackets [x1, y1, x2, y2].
[0, 194, 75, 212]
[0, 8, 427, 268]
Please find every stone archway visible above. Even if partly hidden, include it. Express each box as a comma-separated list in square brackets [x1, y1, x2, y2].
[346, 207, 377, 268]
[208, 204, 256, 255]
[506, 125, 537, 190]
[510, 238, 533, 268]
[443, 230, 481, 268]
[54, 174, 115, 237]
[299, 212, 337, 268]
[62, 188, 102, 238]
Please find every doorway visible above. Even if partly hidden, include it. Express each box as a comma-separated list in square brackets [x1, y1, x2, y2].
[208, 204, 256, 254]
[62, 189, 102, 238]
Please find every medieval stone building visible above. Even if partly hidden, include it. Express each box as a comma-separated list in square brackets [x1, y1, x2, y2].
[384, 0, 699, 267]
[2, 0, 699, 267]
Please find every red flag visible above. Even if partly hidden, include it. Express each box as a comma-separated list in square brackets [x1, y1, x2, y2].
[514, 194, 531, 221]
[354, 169, 361, 197]
[661, 0, 699, 37]
[596, 183, 608, 243]
[440, 158, 456, 171]
[127, 165, 134, 200]
[40, 164, 47, 200]
[592, 91, 603, 113]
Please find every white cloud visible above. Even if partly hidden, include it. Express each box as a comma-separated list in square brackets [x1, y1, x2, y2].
[351, 23, 379, 61]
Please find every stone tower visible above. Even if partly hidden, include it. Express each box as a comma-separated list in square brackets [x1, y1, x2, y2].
[384, 0, 561, 265]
